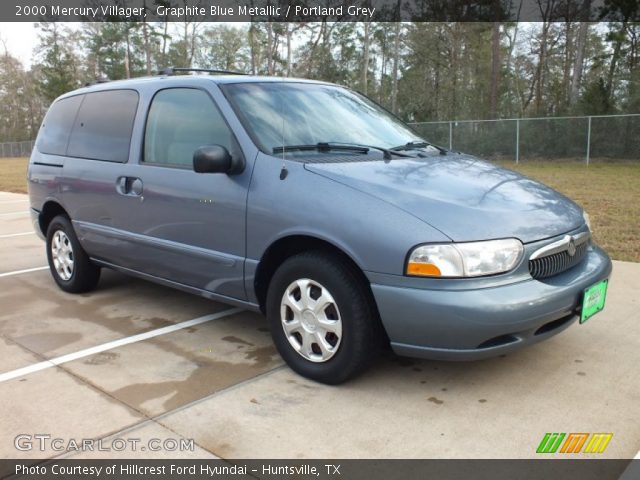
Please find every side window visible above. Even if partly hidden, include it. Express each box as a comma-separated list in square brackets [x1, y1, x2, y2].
[37, 95, 84, 156]
[67, 89, 139, 162]
[144, 88, 233, 167]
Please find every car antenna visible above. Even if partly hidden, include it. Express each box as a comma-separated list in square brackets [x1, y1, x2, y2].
[279, 90, 288, 180]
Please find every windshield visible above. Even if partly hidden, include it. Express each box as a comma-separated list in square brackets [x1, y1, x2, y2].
[222, 82, 424, 155]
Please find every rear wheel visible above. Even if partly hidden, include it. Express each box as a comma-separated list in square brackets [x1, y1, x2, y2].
[46, 215, 100, 293]
[266, 251, 380, 384]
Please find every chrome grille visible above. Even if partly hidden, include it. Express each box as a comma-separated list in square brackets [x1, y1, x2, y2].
[529, 232, 590, 279]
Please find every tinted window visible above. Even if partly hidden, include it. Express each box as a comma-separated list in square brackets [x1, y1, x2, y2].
[67, 90, 139, 162]
[37, 95, 84, 156]
[144, 88, 232, 167]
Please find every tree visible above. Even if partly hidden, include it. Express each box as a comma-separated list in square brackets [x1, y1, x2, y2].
[569, 0, 592, 105]
[361, 21, 371, 94]
[534, 0, 559, 114]
[579, 77, 613, 114]
[490, 22, 501, 118]
[34, 22, 83, 102]
[2, 18, 640, 146]
[196, 25, 250, 71]
[0, 49, 45, 141]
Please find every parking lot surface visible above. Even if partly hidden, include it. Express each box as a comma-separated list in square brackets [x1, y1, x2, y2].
[0, 192, 638, 459]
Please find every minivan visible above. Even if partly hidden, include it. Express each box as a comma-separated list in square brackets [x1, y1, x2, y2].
[28, 70, 612, 384]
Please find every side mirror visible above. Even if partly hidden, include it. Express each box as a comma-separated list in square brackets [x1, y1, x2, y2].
[193, 145, 233, 174]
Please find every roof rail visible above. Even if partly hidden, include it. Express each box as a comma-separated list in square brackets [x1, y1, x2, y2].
[84, 76, 110, 87]
[158, 67, 247, 76]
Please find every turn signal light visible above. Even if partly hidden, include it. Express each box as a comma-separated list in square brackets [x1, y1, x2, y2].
[407, 262, 442, 277]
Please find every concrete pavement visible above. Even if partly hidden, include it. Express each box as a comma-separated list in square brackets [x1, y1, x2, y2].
[0, 192, 638, 460]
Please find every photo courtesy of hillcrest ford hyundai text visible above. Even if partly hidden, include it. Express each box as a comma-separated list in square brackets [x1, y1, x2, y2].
[28, 70, 612, 384]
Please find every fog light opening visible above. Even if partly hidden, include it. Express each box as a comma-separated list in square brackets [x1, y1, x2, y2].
[477, 334, 518, 349]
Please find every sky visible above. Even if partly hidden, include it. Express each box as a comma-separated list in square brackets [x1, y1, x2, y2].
[0, 23, 41, 66]
[0, 22, 250, 68]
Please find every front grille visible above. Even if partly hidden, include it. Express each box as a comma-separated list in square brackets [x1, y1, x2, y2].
[529, 241, 588, 279]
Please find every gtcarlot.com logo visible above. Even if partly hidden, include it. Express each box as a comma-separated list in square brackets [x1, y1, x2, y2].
[536, 432, 613, 454]
[15, 434, 195, 453]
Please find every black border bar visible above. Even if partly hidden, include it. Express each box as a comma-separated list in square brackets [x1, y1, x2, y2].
[1, 459, 638, 480]
[5, 0, 640, 23]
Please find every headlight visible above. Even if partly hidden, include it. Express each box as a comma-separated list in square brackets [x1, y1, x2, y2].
[406, 238, 523, 278]
[583, 210, 592, 231]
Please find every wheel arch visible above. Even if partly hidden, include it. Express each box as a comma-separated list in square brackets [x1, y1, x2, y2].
[254, 234, 377, 316]
[38, 201, 69, 236]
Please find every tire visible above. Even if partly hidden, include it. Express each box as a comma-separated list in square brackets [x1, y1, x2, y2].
[46, 215, 100, 293]
[266, 251, 381, 384]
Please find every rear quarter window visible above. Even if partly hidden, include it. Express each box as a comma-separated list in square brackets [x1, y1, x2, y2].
[67, 89, 139, 162]
[36, 95, 84, 156]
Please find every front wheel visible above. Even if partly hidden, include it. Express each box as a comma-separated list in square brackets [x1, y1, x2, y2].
[266, 251, 381, 384]
[46, 215, 100, 293]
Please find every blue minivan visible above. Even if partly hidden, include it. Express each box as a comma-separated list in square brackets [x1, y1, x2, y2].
[28, 71, 612, 383]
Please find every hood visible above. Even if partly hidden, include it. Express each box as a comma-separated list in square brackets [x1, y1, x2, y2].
[304, 154, 583, 243]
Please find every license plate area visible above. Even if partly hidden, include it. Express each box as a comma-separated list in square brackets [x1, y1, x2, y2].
[580, 279, 608, 324]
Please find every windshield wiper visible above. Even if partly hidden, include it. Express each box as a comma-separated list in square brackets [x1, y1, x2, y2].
[273, 142, 413, 160]
[322, 142, 413, 160]
[273, 143, 369, 155]
[391, 140, 448, 155]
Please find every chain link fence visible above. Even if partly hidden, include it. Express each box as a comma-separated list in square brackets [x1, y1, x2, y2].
[2, 114, 639, 162]
[409, 114, 640, 164]
[0, 141, 35, 158]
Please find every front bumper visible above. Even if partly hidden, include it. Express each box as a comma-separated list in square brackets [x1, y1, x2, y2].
[370, 245, 612, 360]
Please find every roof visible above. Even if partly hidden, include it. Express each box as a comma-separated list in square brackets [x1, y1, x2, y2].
[59, 74, 336, 100]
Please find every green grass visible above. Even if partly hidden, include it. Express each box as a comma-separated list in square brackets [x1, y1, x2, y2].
[0, 157, 28, 193]
[1, 157, 638, 262]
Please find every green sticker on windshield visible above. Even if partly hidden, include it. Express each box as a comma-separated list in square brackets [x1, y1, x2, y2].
[581, 279, 608, 323]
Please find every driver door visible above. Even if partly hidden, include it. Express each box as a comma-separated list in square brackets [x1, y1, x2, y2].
[116, 87, 249, 300]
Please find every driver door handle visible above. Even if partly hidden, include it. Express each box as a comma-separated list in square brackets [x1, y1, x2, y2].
[116, 176, 143, 197]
